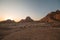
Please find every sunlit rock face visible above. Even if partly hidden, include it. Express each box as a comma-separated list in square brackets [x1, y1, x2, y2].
[40, 10, 60, 22]
[54, 11, 60, 21]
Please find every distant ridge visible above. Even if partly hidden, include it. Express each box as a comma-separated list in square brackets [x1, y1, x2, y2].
[0, 19, 15, 23]
[40, 10, 60, 22]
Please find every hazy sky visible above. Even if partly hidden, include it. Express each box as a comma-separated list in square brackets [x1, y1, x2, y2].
[0, 0, 60, 21]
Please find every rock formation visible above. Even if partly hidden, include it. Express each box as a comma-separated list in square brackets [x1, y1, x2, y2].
[40, 10, 60, 22]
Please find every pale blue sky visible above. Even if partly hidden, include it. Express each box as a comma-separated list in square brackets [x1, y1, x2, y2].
[0, 0, 60, 21]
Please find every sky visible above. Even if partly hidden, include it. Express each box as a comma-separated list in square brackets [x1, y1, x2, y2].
[0, 0, 60, 22]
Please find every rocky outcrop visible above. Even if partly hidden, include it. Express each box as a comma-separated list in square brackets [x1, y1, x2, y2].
[40, 10, 60, 22]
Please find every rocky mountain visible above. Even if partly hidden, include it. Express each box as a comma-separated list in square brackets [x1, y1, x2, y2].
[40, 10, 60, 22]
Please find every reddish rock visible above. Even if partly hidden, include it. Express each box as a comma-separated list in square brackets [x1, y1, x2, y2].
[40, 10, 60, 22]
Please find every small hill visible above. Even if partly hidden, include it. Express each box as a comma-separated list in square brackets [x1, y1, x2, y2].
[19, 16, 34, 23]
[40, 10, 60, 22]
